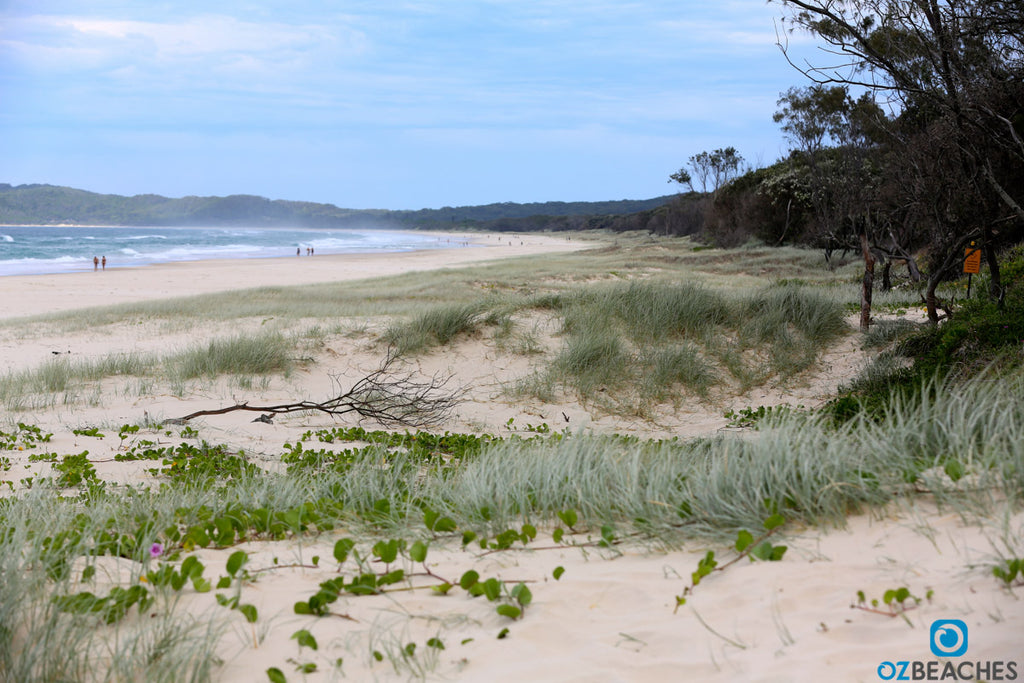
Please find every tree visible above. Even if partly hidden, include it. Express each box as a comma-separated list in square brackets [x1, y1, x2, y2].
[670, 147, 745, 194]
[774, 85, 853, 154]
[773, 0, 1024, 321]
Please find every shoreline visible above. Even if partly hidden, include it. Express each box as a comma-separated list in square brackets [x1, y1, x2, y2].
[0, 232, 584, 321]
[0, 225, 483, 278]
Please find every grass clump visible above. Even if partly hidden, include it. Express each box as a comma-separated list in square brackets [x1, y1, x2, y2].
[168, 332, 293, 380]
[529, 279, 848, 409]
[0, 331, 299, 411]
[737, 282, 849, 377]
[382, 302, 489, 355]
[554, 327, 629, 396]
[587, 281, 730, 343]
[0, 353, 154, 410]
[641, 345, 717, 401]
[740, 281, 848, 347]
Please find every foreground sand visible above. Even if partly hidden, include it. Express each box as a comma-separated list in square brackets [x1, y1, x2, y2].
[1, 234, 1021, 681]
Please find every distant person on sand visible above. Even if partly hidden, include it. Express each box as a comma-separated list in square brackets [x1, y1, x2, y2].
[93, 256, 99, 271]
[101, 256, 106, 270]
[297, 247, 301, 256]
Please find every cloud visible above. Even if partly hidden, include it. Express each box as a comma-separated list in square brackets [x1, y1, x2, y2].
[0, 2, 800, 207]
[2, 13, 368, 85]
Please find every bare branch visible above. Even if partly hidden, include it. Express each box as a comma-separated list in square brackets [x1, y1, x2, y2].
[168, 348, 465, 428]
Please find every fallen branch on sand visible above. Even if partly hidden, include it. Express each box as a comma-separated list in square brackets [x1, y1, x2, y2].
[165, 348, 464, 428]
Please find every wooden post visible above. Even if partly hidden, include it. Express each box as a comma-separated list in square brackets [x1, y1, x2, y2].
[859, 230, 874, 331]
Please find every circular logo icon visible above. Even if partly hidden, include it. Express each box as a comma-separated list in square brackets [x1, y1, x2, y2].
[877, 661, 897, 680]
[930, 619, 968, 657]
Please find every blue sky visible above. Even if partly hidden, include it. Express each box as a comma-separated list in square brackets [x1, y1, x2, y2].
[0, 1, 816, 209]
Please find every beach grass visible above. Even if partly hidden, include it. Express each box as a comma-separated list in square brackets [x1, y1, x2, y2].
[0, 383, 1019, 678]
[0, 330, 302, 410]
[169, 332, 293, 380]
[2, 370, 1022, 681]
[1, 233, 1019, 680]
[378, 274, 852, 414]
[1, 237, 867, 414]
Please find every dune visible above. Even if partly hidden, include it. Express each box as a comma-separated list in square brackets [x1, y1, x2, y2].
[0, 232, 1020, 682]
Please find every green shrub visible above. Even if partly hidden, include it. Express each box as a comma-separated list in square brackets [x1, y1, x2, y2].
[828, 244, 1024, 423]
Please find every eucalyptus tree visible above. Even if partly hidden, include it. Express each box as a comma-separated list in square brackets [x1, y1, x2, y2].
[670, 147, 745, 195]
[773, 0, 1024, 321]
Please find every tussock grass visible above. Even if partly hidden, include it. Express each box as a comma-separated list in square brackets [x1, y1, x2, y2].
[862, 318, 922, 349]
[640, 345, 717, 400]
[169, 332, 293, 379]
[434, 372, 1022, 535]
[0, 353, 154, 410]
[554, 327, 629, 395]
[740, 282, 848, 347]
[0, 332, 296, 410]
[520, 278, 850, 409]
[597, 281, 730, 343]
[382, 302, 490, 355]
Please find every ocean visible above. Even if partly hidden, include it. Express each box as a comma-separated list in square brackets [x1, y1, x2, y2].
[0, 226, 462, 276]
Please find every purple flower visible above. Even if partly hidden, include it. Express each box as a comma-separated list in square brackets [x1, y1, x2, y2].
[149, 543, 164, 559]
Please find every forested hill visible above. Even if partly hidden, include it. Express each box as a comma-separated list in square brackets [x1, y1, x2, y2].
[0, 184, 675, 229]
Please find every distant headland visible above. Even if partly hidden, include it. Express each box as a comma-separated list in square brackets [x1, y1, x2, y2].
[0, 183, 675, 232]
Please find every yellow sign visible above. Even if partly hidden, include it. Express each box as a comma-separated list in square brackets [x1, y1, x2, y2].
[964, 247, 981, 274]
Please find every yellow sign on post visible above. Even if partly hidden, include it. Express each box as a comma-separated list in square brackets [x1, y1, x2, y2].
[963, 247, 982, 274]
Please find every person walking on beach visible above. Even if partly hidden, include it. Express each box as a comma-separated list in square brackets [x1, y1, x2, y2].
[93, 256, 99, 271]
[297, 247, 301, 256]
[101, 256, 106, 270]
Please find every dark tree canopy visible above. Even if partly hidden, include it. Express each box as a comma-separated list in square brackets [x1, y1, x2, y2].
[773, 0, 1024, 321]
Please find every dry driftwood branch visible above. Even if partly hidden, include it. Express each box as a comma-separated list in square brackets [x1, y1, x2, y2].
[167, 348, 464, 428]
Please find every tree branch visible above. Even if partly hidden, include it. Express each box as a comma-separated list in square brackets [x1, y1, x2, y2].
[167, 348, 465, 428]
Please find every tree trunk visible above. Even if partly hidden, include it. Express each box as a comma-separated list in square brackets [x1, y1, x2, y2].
[906, 255, 922, 282]
[881, 259, 892, 292]
[859, 230, 874, 331]
[984, 224, 1003, 306]
[925, 273, 941, 324]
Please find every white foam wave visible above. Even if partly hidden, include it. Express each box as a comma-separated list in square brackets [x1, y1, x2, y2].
[0, 228, 453, 276]
[0, 255, 93, 276]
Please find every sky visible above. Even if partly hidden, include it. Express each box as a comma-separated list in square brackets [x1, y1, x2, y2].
[0, 1, 819, 210]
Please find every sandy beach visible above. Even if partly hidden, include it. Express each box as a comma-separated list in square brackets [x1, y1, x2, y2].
[0, 232, 583, 320]
[1, 233, 1020, 682]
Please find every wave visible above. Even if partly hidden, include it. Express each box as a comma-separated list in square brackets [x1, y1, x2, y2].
[0, 255, 93, 276]
[0, 228, 459, 276]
